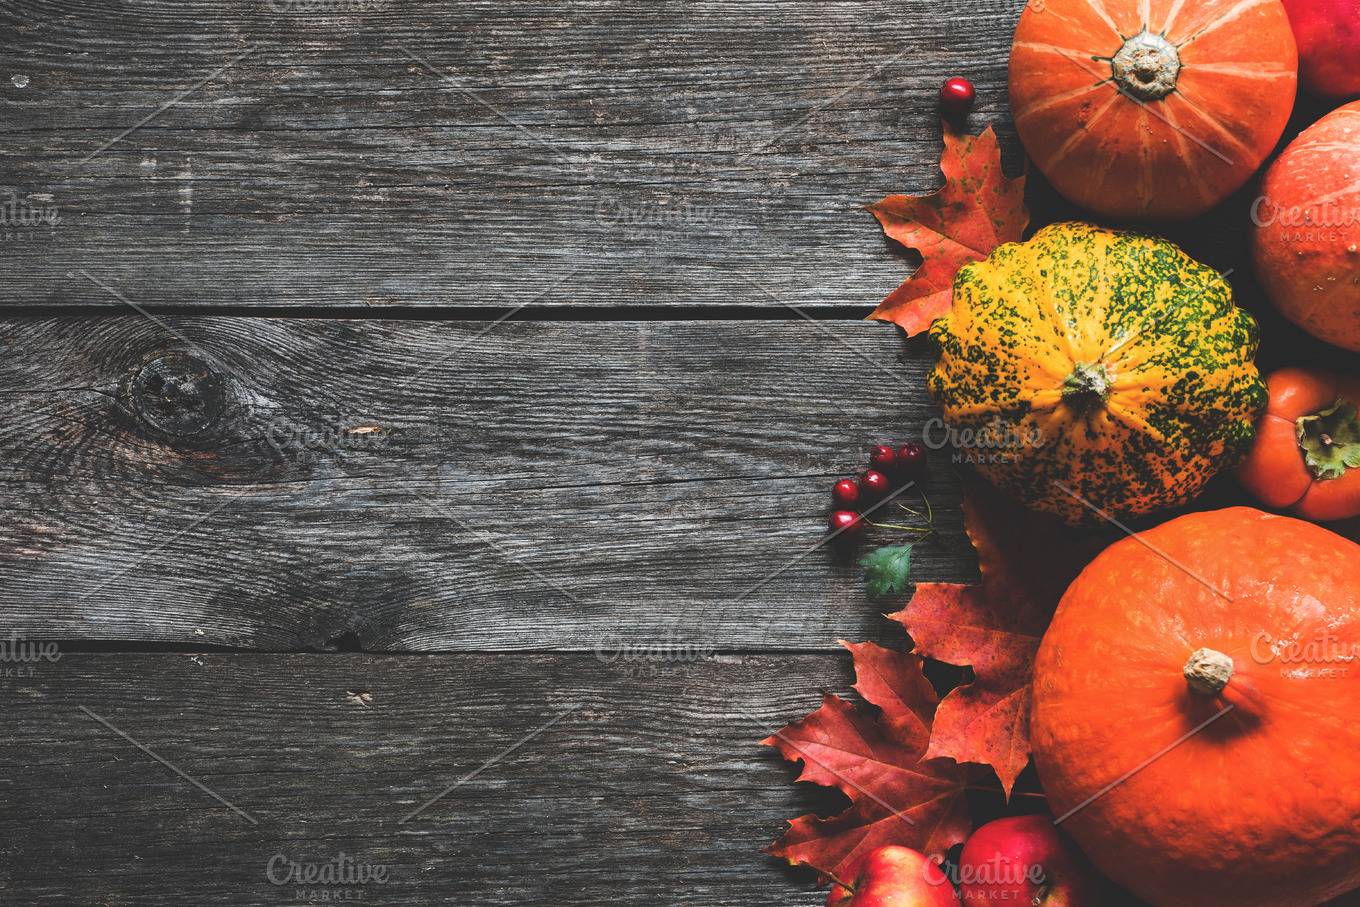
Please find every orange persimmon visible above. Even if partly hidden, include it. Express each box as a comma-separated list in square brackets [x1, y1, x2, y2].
[1236, 367, 1360, 520]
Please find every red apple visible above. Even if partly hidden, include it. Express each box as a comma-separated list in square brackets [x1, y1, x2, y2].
[827, 846, 957, 907]
[1282, 0, 1360, 100]
[958, 815, 1103, 905]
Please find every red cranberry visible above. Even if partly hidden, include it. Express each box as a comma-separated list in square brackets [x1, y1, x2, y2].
[829, 510, 864, 536]
[940, 77, 976, 120]
[897, 443, 927, 480]
[832, 478, 860, 509]
[859, 469, 891, 501]
[869, 445, 898, 473]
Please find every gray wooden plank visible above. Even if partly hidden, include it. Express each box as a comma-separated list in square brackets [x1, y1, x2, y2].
[0, 652, 855, 905]
[0, 0, 1028, 309]
[0, 318, 976, 650]
[0, 652, 1249, 907]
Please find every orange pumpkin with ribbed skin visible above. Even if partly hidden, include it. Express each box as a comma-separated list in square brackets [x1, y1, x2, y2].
[1009, 0, 1298, 222]
[1252, 101, 1360, 352]
[1032, 508, 1360, 907]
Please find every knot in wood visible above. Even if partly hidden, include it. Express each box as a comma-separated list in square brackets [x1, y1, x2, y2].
[131, 353, 225, 439]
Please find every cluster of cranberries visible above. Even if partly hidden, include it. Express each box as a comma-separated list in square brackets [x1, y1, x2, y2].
[829, 443, 928, 537]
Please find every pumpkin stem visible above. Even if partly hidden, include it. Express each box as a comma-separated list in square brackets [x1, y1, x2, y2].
[1111, 31, 1181, 102]
[1184, 648, 1234, 696]
[1296, 399, 1360, 480]
[1062, 362, 1112, 410]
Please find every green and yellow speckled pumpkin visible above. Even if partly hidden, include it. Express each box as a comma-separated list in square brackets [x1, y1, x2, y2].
[928, 222, 1267, 528]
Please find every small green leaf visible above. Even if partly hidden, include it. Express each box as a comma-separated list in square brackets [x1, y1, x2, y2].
[858, 544, 916, 600]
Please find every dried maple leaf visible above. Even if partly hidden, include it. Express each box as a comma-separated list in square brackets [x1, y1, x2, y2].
[865, 123, 1028, 335]
[888, 483, 1105, 797]
[763, 640, 983, 881]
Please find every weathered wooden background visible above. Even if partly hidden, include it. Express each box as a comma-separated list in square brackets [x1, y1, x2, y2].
[3, 1, 1358, 904]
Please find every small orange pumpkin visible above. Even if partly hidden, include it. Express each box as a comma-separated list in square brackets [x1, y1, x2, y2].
[1009, 0, 1298, 222]
[1252, 100, 1360, 352]
[1032, 507, 1360, 907]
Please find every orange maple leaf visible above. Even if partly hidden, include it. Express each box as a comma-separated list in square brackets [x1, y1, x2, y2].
[888, 483, 1106, 797]
[865, 123, 1028, 335]
[763, 640, 984, 882]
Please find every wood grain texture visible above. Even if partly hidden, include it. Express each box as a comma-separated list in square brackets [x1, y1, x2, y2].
[0, 317, 975, 650]
[0, 652, 856, 905]
[0, 0, 1028, 309]
[0, 651, 1336, 907]
[10, 4, 1356, 905]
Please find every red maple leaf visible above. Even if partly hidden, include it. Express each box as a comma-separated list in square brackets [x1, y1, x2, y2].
[763, 640, 984, 881]
[865, 123, 1028, 335]
[888, 483, 1106, 797]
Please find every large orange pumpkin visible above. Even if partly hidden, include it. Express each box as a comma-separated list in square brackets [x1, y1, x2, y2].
[1009, 0, 1298, 222]
[1252, 101, 1360, 352]
[1032, 508, 1360, 907]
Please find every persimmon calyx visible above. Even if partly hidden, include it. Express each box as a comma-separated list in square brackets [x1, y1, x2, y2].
[1296, 399, 1360, 480]
[1184, 648, 1234, 696]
